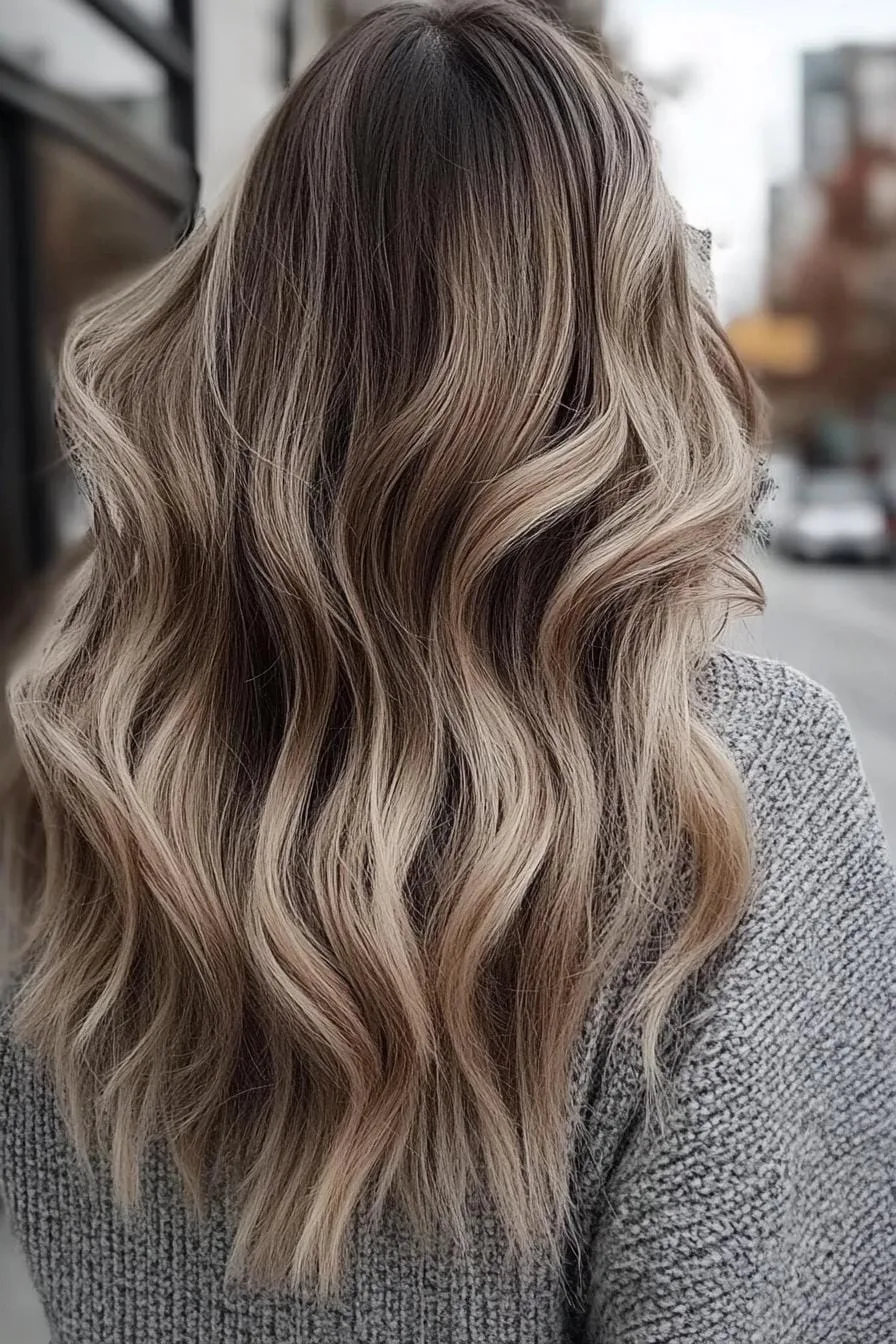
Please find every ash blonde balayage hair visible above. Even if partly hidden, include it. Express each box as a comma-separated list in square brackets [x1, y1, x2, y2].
[3, 0, 763, 1294]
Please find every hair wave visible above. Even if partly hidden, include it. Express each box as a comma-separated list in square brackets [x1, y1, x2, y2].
[3, 0, 763, 1293]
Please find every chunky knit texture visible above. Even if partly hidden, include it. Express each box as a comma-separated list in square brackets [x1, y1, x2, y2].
[2, 650, 895, 1342]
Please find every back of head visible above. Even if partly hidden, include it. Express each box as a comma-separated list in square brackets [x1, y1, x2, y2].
[5, 0, 762, 1294]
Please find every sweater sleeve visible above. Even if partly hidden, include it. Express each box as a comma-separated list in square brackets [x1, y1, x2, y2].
[585, 673, 896, 1344]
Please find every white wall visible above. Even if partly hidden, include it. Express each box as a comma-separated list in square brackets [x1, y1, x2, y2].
[195, 0, 284, 207]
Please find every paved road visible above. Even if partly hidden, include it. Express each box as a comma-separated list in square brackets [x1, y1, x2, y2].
[3, 549, 895, 1340]
[728, 548, 896, 853]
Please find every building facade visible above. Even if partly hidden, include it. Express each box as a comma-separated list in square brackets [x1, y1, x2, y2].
[803, 45, 896, 180]
[759, 42, 896, 458]
[0, 0, 198, 625]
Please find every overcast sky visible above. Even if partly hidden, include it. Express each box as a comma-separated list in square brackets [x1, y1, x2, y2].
[613, 0, 896, 319]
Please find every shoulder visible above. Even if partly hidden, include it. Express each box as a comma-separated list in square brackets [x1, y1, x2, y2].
[676, 653, 895, 1182]
[0, 979, 72, 1219]
[584, 655, 896, 1339]
[697, 647, 853, 774]
[682, 655, 895, 1118]
[695, 649, 894, 961]
[696, 649, 883, 852]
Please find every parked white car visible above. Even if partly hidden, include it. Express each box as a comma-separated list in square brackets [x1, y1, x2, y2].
[777, 468, 892, 564]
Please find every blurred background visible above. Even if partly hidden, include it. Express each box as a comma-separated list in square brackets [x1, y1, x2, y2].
[1, 1, 895, 1336]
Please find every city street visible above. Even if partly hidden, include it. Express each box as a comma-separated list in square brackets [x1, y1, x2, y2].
[729, 548, 896, 852]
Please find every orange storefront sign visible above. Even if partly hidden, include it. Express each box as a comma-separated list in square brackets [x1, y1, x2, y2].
[726, 313, 821, 377]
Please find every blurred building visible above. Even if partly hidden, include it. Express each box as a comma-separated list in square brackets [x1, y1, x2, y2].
[0, 0, 198, 627]
[769, 43, 896, 305]
[803, 45, 896, 179]
[737, 41, 896, 470]
[767, 177, 825, 308]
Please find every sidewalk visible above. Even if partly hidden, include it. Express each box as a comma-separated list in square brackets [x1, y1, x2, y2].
[0, 1214, 46, 1344]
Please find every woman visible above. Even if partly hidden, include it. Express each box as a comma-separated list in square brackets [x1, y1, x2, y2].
[2, 2, 894, 1340]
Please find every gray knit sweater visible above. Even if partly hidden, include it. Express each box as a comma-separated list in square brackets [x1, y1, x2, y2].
[2, 651, 895, 1343]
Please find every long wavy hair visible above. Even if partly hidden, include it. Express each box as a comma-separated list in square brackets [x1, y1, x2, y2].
[3, 0, 763, 1294]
